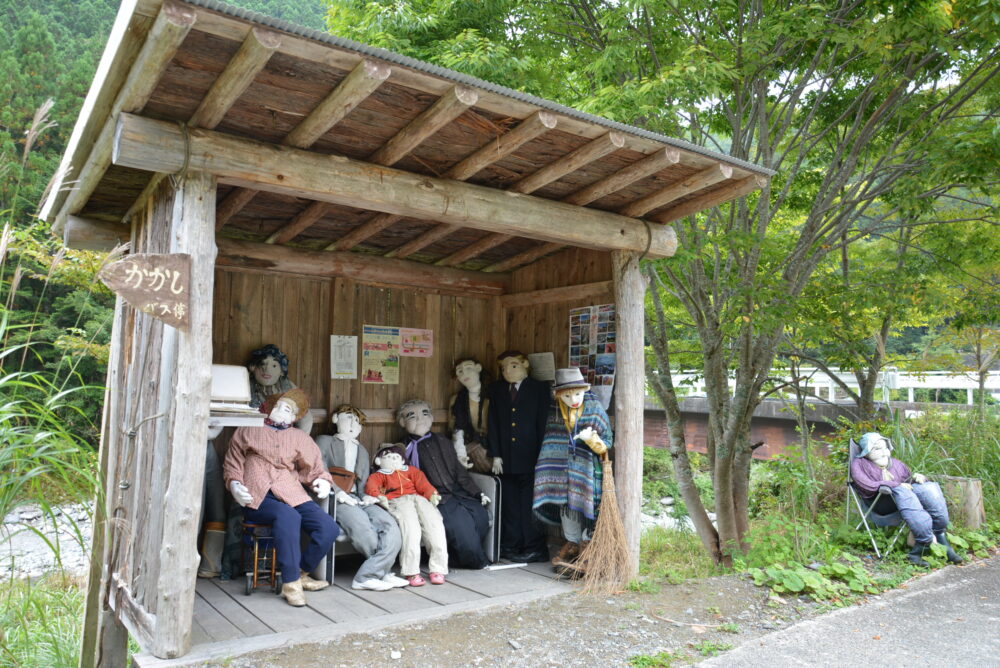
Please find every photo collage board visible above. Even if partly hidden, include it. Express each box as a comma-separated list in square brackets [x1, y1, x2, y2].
[568, 303, 616, 408]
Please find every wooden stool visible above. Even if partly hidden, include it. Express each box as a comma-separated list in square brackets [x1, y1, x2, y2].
[241, 521, 281, 595]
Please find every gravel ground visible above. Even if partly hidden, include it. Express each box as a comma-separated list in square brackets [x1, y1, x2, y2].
[227, 573, 827, 668]
[1, 504, 93, 580]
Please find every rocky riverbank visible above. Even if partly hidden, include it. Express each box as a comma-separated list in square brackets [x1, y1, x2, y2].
[1, 504, 93, 580]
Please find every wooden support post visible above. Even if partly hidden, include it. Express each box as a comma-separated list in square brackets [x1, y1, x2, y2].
[152, 172, 217, 658]
[611, 250, 645, 577]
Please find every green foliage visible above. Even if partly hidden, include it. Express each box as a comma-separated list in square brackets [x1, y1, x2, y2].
[717, 622, 740, 634]
[748, 552, 879, 603]
[691, 640, 733, 657]
[640, 527, 723, 585]
[629, 650, 684, 668]
[0, 574, 85, 667]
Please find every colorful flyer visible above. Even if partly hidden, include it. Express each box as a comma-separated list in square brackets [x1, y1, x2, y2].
[400, 328, 434, 357]
[568, 304, 616, 408]
[361, 325, 400, 384]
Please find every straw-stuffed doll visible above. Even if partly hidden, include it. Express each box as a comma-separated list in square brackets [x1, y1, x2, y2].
[366, 445, 448, 586]
[447, 357, 497, 474]
[245, 343, 313, 434]
[532, 368, 613, 570]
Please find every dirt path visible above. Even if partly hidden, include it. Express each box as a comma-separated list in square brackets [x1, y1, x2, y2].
[226, 574, 825, 667]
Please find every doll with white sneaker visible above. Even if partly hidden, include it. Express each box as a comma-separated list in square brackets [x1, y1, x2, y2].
[315, 405, 408, 591]
[366, 445, 449, 586]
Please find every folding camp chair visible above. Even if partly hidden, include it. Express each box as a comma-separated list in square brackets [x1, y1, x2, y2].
[846, 438, 907, 558]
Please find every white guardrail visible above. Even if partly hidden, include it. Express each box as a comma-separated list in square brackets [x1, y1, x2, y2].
[670, 368, 1000, 405]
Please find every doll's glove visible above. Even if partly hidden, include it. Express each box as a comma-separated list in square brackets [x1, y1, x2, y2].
[312, 479, 332, 499]
[900, 482, 912, 491]
[336, 490, 358, 506]
[480, 494, 491, 506]
[491, 457, 504, 475]
[913, 473, 927, 484]
[377, 495, 390, 509]
[230, 481, 253, 507]
[361, 495, 379, 506]
[430, 492, 442, 506]
[577, 427, 607, 456]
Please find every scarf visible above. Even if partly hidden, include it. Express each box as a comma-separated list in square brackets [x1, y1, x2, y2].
[405, 433, 431, 469]
[264, 418, 291, 430]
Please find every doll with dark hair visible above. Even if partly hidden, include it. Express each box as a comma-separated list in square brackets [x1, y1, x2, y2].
[447, 357, 497, 474]
[245, 343, 313, 434]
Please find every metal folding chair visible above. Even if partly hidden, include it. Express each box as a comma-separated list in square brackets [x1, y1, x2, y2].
[846, 438, 907, 558]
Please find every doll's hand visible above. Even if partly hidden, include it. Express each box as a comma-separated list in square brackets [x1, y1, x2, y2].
[378, 495, 389, 509]
[901, 482, 912, 491]
[336, 490, 358, 506]
[913, 473, 927, 484]
[577, 427, 595, 442]
[361, 495, 379, 506]
[491, 457, 504, 475]
[579, 429, 607, 456]
[312, 479, 331, 499]
[229, 481, 253, 507]
[453, 429, 465, 449]
[430, 492, 442, 506]
[480, 494, 491, 506]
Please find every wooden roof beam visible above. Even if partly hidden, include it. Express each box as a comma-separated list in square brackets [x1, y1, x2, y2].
[63, 215, 129, 252]
[482, 242, 565, 273]
[126, 26, 281, 222]
[562, 146, 681, 206]
[385, 110, 559, 259]
[53, 0, 196, 235]
[368, 85, 479, 167]
[435, 233, 513, 267]
[323, 212, 401, 251]
[216, 237, 510, 297]
[113, 113, 678, 258]
[652, 175, 769, 224]
[509, 131, 627, 195]
[219, 59, 391, 230]
[500, 281, 613, 309]
[265, 200, 327, 244]
[619, 163, 733, 218]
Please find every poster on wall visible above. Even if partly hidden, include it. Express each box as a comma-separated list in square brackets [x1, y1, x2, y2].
[400, 328, 434, 357]
[568, 303, 616, 408]
[361, 325, 401, 384]
[330, 335, 358, 379]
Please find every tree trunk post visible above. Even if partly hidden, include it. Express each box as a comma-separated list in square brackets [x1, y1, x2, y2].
[612, 249, 645, 577]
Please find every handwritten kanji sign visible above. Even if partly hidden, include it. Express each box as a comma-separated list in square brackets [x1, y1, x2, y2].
[100, 254, 192, 330]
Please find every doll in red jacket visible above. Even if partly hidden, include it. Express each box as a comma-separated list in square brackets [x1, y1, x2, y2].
[366, 445, 449, 586]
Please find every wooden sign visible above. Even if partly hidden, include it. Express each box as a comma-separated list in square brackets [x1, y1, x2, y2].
[100, 254, 192, 330]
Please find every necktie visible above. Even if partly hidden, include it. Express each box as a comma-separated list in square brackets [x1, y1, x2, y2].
[510, 382, 518, 402]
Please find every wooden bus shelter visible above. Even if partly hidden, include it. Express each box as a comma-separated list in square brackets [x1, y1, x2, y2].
[41, 0, 772, 663]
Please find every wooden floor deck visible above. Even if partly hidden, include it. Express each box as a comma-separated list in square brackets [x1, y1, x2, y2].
[135, 558, 572, 667]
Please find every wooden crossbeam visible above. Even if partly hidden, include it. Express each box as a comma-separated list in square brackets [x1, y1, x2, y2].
[368, 85, 479, 167]
[265, 200, 328, 244]
[500, 280, 613, 309]
[220, 59, 390, 231]
[619, 163, 733, 218]
[63, 215, 128, 251]
[435, 233, 513, 267]
[216, 237, 510, 297]
[54, 1, 196, 234]
[509, 131, 627, 195]
[113, 113, 678, 258]
[126, 26, 281, 223]
[652, 174, 768, 224]
[562, 146, 681, 206]
[482, 241, 564, 273]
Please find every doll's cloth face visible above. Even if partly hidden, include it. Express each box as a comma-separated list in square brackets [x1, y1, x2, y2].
[399, 402, 433, 436]
[455, 361, 482, 389]
[334, 411, 362, 440]
[252, 356, 282, 387]
[377, 451, 405, 472]
[865, 438, 891, 468]
[500, 356, 529, 384]
[558, 388, 586, 409]
[269, 398, 298, 425]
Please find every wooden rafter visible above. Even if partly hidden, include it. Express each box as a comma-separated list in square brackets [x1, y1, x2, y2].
[652, 174, 769, 224]
[221, 59, 391, 232]
[482, 241, 564, 273]
[383, 110, 559, 259]
[562, 146, 681, 206]
[113, 113, 679, 258]
[508, 131, 627, 195]
[435, 233, 513, 267]
[126, 26, 281, 222]
[323, 212, 401, 251]
[55, 1, 196, 234]
[265, 200, 327, 244]
[619, 163, 734, 218]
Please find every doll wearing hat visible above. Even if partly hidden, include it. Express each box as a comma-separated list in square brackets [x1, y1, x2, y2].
[533, 368, 613, 570]
[366, 445, 449, 586]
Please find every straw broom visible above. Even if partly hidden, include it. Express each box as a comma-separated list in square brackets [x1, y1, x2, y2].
[573, 453, 630, 594]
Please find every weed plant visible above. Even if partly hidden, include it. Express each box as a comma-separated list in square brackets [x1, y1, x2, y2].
[0, 573, 85, 667]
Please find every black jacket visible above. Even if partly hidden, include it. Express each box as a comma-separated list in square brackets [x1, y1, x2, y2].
[485, 376, 549, 475]
[408, 432, 483, 502]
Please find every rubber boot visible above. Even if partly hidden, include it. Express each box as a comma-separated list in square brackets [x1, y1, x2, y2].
[934, 532, 964, 564]
[197, 522, 226, 578]
[907, 542, 931, 567]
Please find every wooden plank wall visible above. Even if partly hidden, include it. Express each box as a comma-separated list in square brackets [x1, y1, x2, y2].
[506, 248, 613, 368]
[211, 269, 506, 452]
